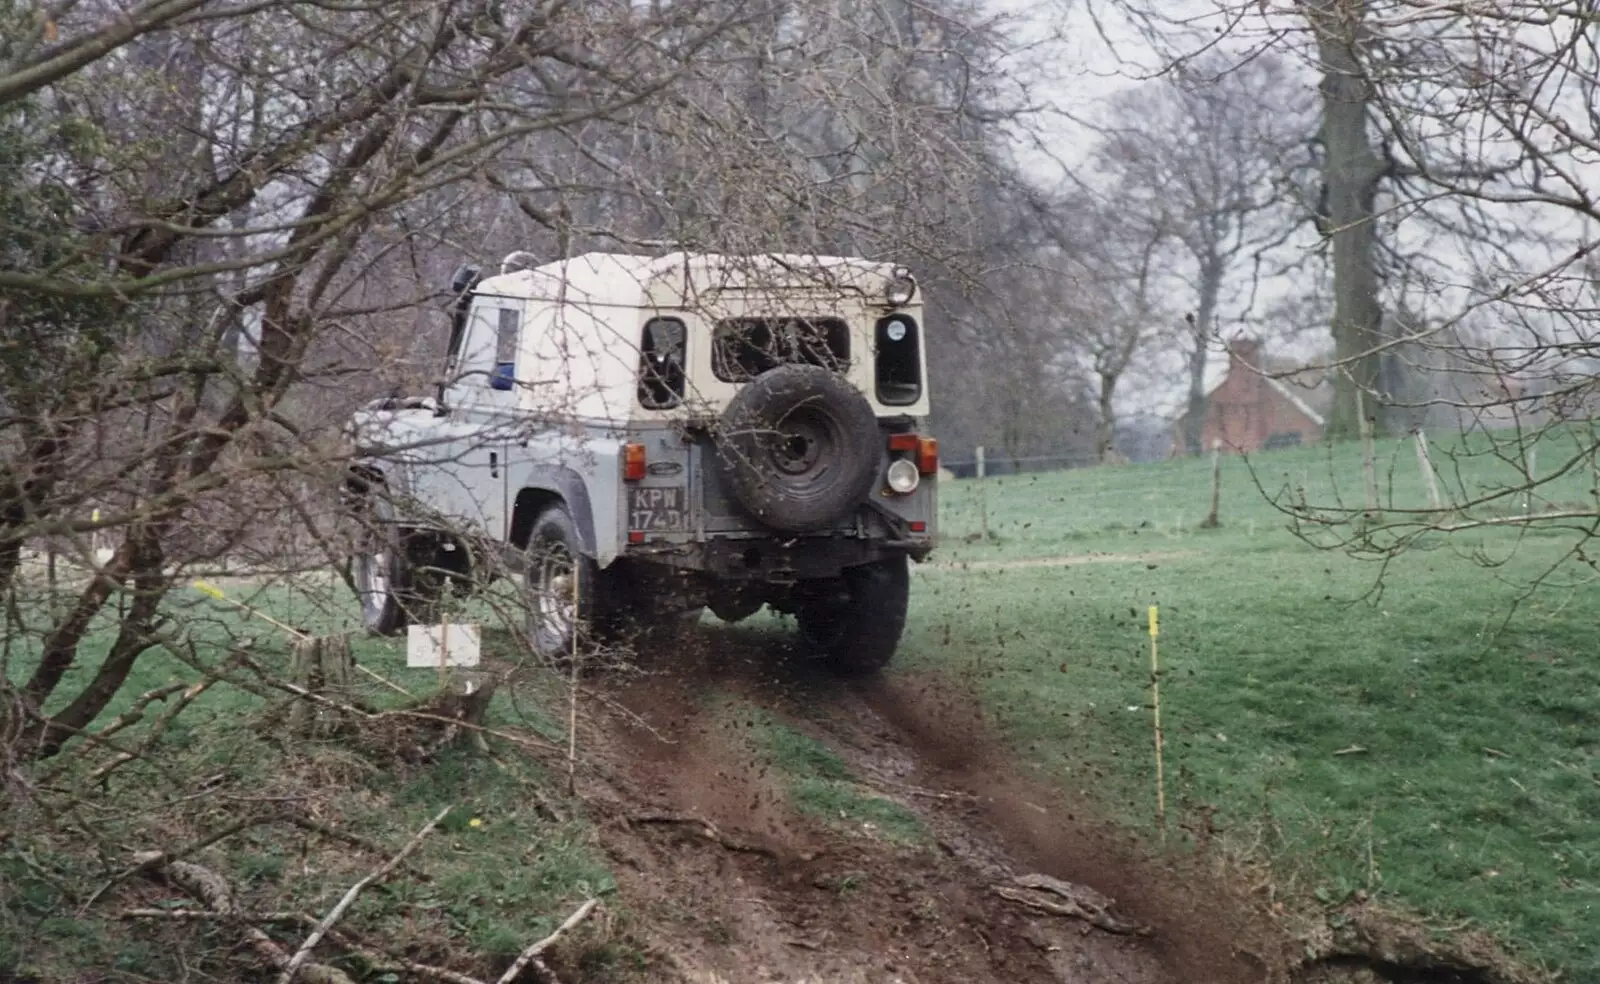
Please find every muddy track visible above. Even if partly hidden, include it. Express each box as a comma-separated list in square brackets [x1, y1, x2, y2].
[569, 624, 1297, 984]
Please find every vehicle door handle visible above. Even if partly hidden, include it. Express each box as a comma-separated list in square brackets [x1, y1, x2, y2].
[489, 451, 499, 478]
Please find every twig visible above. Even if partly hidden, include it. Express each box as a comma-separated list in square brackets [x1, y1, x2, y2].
[193, 580, 310, 642]
[36, 683, 184, 784]
[191, 586, 412, 697]
[138, 857, 355, 984]
[282, 815, 389, 856]
[1556, 760, 1600, 788]
[91, 676, 220, 782]
[121, 908, 309, 923]
[1333, 745, 1369, 756]
[119, 910, 489, 984]
[86, 683, 186, 743]
[861, 775, 978, 802]
[277, 805, 453, 984]
[567, 575, 581, 798]
[354, 660, 416, 698]
[82, 814, 277, 914]
[495, 897, 599, 984]
[28, 704, 180, 788]
[629, 812, 777, 858]
[234, 653, 559, 754]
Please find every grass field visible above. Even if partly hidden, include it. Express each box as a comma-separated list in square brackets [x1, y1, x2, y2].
[1, 589, 625, 981]
[907, 432, 1600, 976]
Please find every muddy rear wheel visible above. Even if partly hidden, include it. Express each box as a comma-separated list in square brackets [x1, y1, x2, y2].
[524, 503, 630, 664]
[796, 554, 909, 676]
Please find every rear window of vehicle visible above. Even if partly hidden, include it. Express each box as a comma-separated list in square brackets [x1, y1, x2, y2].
[711, 317, 850, 383]
[638, 316, 687, 409]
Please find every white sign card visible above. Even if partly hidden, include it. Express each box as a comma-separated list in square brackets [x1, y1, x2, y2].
[406, 623, 482, 669]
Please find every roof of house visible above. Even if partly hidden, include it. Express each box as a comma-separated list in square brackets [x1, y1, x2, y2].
[1174, 357, 1328, 428]
[1259, 375, 1325, 426]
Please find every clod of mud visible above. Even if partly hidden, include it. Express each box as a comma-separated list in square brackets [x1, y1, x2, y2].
[993, 873, 1149, 936]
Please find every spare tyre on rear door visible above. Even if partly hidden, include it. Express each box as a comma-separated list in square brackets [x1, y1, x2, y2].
[712, 364, 881, 534]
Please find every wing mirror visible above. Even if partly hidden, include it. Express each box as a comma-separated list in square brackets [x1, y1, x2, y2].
[449, 263, 481, 294]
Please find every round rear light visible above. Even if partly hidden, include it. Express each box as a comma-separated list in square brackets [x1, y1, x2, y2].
[886, 458, 920, 495]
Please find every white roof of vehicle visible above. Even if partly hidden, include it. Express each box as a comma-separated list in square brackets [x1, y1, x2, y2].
[475, 251, 902, 308]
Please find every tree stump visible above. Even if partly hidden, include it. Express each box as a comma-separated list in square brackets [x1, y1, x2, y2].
[287, 634, 355, 738]
[424, 671, 499, 753]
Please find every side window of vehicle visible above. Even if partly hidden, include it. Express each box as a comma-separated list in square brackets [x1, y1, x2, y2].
[491, 307, 519, 391]
[638, 316, 687, 409]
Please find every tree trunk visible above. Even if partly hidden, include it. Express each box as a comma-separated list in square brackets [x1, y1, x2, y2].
[22, 528, 167, 758]
[288, 635, 355, 739]
[1182, 254, 1223, 456]
[1306, 0, 1387, 441]
[1096, 372, 1119, 463]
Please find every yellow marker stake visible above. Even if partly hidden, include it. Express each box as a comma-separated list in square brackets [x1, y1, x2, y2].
[192, 580, 307, 639]
[1148, 605, 1166, 835]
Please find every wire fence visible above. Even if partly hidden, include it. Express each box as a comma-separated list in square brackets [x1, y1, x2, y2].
[940, 451, 1104, 479]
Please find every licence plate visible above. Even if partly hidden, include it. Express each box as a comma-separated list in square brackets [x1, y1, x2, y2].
[628, 486, 687, 532]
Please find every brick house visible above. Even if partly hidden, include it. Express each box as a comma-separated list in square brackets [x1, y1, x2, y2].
[1172, 336, 1330, 454]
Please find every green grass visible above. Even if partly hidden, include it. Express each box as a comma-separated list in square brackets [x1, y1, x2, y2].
[731, 701, 926, 846]
[938, 425, 1598, 564]
[907, 433, 1600, 975]
[1, 577, 617, 982]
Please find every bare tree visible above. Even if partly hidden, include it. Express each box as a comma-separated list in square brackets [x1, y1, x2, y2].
[0, 0, 1036, 758]
[1028, 192, 1177, 463]
[1, 0, 1066, 976]
[1086, 54, 1316, 455]
[1088, 0, 1600, 577]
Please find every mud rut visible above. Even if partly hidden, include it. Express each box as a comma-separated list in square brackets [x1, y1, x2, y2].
[567, 624, 1298, 984]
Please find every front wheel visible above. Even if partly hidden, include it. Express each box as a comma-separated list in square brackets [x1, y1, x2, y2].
[350, 491, 436, 636]
[795, 554, 910, 676]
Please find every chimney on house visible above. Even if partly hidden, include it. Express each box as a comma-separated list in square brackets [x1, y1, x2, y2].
[1228, 334, 1261, 368]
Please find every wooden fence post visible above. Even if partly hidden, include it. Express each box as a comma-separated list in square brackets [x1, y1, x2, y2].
[1591, 425, 1599, 514]
[1201, 440, 1222, 529]
[1524, 444, 1537, 515]
[975, 445, 990, 541]
[1413, 429, 1443, 510]
[1358, 390, 1378, 521]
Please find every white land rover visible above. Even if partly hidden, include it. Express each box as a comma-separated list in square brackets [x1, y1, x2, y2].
[344, 251, 938, 674]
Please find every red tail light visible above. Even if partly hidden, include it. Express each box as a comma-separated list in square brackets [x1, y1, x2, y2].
[916, 437, 938, 475]
[623, 442, 646, 482]
[887, 433, 919, 452]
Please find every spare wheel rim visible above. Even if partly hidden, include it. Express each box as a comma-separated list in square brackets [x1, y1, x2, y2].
[764, 403, 841, 494]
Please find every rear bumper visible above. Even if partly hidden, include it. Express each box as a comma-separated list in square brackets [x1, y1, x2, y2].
[622, 534, 932, 580]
